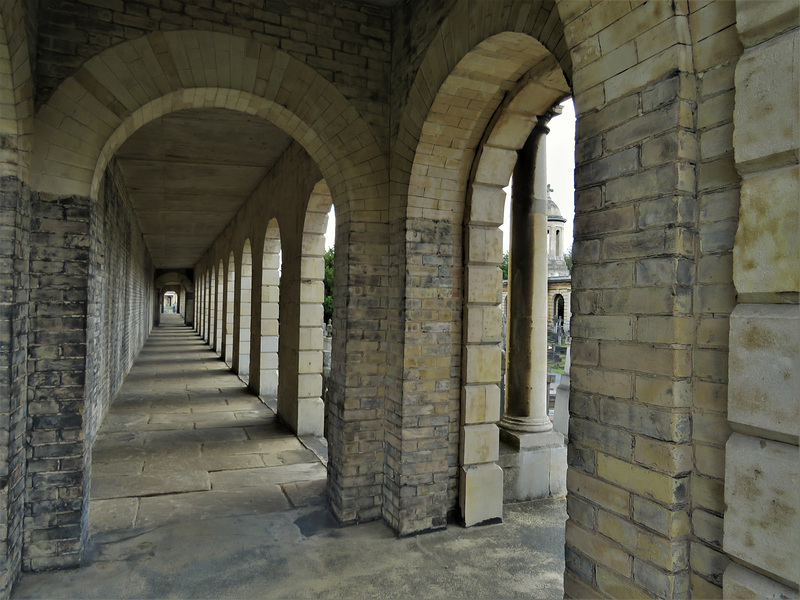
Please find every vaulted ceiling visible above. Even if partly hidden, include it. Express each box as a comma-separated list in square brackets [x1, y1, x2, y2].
[115, 108, 294, 269]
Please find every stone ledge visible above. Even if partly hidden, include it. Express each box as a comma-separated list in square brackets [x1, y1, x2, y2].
[499, 428, 565, 451]
[499, 430, 567, 502]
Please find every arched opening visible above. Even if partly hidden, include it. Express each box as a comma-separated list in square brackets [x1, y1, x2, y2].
[224, 252, 235, 367]
[284, 179, 332, 437]
[200, 273, 208, 339]
[205, 269, 215, 345]
[215, 261, 224, 354]
[20, 27, 393, 564]
[260, 221, 281, 399]
[162, 290, 178, 313]
[554, 294, 565, 324]
[194, 273, 202, 334]
[238, 240, 253, 379]
[403, 31, 571, 526]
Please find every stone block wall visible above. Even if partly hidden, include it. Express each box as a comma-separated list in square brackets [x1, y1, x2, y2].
[686, 1, 743, 595]
[723, 1, 800, 596]
[33, 0, 390, 150]
[2, 1, 799, 598]
[86, 161, 153, 445]
[0, 175, 29, 597]
[562, 2, 701, 597]
[0, 1, 34, 593]
[24, 192, 90, 571]
[22, 160, 153, 573]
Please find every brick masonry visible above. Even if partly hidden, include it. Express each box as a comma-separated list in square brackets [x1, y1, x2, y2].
[0, 175, 29, 597]
[1, 0, 798, 598]
[86, 160, 153, 444]
[24, 191, 90, 571]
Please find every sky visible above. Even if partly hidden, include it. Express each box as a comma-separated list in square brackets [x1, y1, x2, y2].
[325, 98, 576, 251]
[500, 98, 576, 253]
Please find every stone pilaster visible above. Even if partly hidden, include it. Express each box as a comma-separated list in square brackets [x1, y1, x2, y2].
[24, 193, 90, 571]
[723, 2, 800, 596]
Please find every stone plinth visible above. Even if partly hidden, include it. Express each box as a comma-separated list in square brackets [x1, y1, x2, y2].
[498, 429, 567, 501]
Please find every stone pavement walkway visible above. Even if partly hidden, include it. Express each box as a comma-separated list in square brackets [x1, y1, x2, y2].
[88, 314, 326, 534]
[12, 316, 566, 599]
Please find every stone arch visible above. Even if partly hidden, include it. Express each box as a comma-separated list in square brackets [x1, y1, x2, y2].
[385, 0, 573, 534]
[215, 261, 224, 354]
[204, 270, 213, 344]
[154, 271, 194, 292]
[29, 28, 393, 530]
[554, 294, 565, 322]
[237, 239, 253, 378]
[286, 179, 332, 437]
[391, 26, 569, 532]
[155, 271, 195, 323]
[224, 251, 236, 366]
[459, 53, 570, 525]
[202, 271, 209, 339]
[0, 0, 34, 180]
[259, 219, 282, 399]
[195, 272, 204, 336]
[28, 30, 386, 209]
[204, 269, 214, 344]
[392, 0, 571, 210]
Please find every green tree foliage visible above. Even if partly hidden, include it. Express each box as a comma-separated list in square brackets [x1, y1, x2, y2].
[500, 252, 509, 280]
[564, 249, 572, 273]
[323, 246, 334, 322]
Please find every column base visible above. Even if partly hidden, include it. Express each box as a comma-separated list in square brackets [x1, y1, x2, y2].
[498, 429, 566, 501]
[499, 414, 553, 433]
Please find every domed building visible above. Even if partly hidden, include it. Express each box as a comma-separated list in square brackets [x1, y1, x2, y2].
[546, 186, 571, 333]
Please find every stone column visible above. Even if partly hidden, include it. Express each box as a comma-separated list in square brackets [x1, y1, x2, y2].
[501, 111, 555, 435]
[497, 108, 566, 502]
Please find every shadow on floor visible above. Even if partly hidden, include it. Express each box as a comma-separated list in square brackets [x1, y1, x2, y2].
[12, 319, 566, 599]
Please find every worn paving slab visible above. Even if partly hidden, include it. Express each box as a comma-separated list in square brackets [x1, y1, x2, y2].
[92, 471, 212, 500]
[11, 316, 566, 599]
[13, 500, 567, 600]
[83, 316, 328, 529]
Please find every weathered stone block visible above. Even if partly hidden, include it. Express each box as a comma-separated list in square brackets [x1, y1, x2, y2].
[598, 509, 689, 571]
[596, 566, 644, 598]
[566, 521, 633, 578]
[724, 433, 800, 585]
[597, 453, 688, 505]
[460, 423, 498, 465]
[632, 496, 690, 538]
[635, 376, 692, 408]
[633, 558, 690, 599]
[465, 265, 501, 304]
[734, 31, 800, 172]
[499, 430, 565, 500]
[736, 0, 800, 48]
[459, 463, 502, 527]
[724, 562, 800, 599]
[462, 384, 500, 425]
[472, 147, 517, 186]
[733, 166, 799, 299]
[570, 418, 634, 461]
[567, 468, 630, 516]
[728, 304, 799, 441]
[468, 185, 506, 226]
[295, 397, 323, 437]
[570, 365, 632, 399]
[571, 315, 633, 341]
[633, 436, 693, 474]
[463, 345, 501, 386]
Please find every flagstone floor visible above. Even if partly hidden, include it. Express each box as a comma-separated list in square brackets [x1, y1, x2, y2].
[12, 315, 566, 600]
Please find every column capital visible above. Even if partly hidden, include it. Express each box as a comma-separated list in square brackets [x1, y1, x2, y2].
[534, 104, 563, 134]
